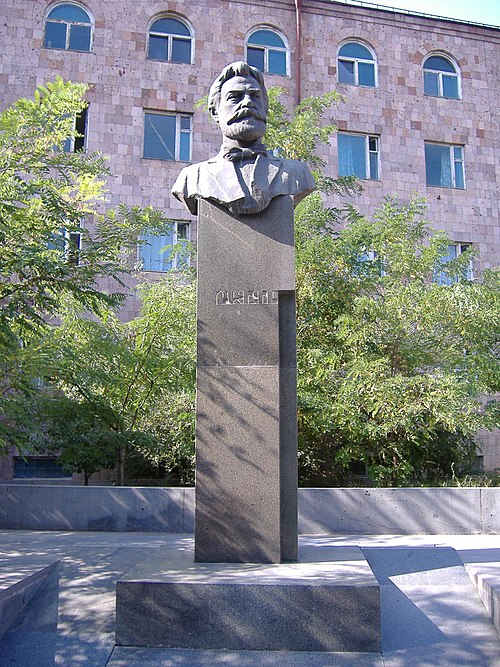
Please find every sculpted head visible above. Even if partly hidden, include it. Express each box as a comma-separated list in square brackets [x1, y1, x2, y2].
[208, 61, 268, 145]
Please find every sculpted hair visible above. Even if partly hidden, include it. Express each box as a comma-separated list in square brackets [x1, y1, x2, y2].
[208, 61, 268, 119]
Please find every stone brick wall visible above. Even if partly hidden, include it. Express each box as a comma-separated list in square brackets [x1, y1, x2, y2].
[0, 0, 498, 466]
[1, 1, 497, 269]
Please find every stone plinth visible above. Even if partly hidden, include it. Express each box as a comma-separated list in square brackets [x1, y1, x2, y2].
[115, 537, 381, 652]
[195, 196, 298, 563]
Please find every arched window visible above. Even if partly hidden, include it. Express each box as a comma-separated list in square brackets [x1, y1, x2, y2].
[423, 55, 460, 99]
[246, 29, 288, 76]
[337, 42, 377, 87]
[43, 3, 92, 52]
[147, 17, 193, 64]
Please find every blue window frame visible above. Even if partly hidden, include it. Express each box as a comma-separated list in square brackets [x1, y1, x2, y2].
[143, 113, 191, 161]
[425, 143, 465, 189]
[338, 42, 376, 87]
[246, 29, 288, 75]
[436, 243, 473, 285]
[424, 55, 460, 99]
[48, 227, 82, 265]
[14, 457, 71, 479]
[139, 222, 190, 272]
[43, 3, 92, 52]
[148, 17, 192, 63]
[62, 106, 88, 153]
[338, 133, 379, 180]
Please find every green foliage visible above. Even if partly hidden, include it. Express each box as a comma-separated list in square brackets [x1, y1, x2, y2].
[6, 396, 123, 485]
[137, 390, 195, 485]
[0, 79, 178, 480]
[265, 88, 339, 168]
[2, 275, 197, 482]
[0, 78, 167, 355]
[437, 467, 500, 487]
[264, 87, 359, 196]
[296, 195, 499, 486]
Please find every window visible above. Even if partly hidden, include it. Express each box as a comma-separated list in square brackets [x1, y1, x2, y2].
[63, 106, 88, 153]
[139, 222, 190, 272]
[43, 3, 92, 52]
[359, 249, 385, 276]
[423, 55, 460, 99]
[425, 143, 465, 188]
[246, 29, 288, 76]
[14, 457, 71, 479]
[143, 113, 191, 161]
[338, 42, 377, 87]
[436, 243, 473, 285]
[48, 227, 82, 265]
[338, 133, 379, 180]
[147, 16, 193, 64]
[67, 230, 82, 265]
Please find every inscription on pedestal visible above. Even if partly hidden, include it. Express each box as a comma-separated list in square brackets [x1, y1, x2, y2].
[215, 290, 279, 305]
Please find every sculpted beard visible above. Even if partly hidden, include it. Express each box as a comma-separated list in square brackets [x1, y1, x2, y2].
[224, 108, 266, 142]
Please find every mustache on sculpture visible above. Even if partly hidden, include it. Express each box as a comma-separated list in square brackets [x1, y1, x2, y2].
[228, 108, 266, 124]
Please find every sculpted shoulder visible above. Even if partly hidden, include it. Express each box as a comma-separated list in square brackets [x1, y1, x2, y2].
[172, 154, 315, 216]
[171, 162, 211, 216]
[276, 157, 316, 205]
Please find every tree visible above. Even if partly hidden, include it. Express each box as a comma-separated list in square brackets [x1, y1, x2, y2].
[6, 396, 124, 485]
[259, 89, 498, 486]
[295, 195, 499, 486]
[9, 276, 197, 484]
[0, 78, 168, 400]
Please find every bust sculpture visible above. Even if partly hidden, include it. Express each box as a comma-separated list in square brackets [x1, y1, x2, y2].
[172, 61, 315, 216]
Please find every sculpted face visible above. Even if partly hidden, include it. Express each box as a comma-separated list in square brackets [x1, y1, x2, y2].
[215, 75, 267, 144]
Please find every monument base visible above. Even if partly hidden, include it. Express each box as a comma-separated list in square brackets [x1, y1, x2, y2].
[115, 537, 381, 653]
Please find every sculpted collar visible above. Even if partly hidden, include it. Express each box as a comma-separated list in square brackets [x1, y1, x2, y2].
[219, 143, 269, 162]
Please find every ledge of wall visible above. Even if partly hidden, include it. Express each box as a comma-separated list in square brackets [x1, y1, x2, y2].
[0, 485, 497, 534]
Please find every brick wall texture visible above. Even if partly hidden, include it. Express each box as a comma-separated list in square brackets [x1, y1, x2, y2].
[0, 0, 498, 467]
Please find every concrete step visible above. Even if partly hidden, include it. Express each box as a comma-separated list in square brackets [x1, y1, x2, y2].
[116, 539, 381, 653]
[0, 560, 59, 639]
[462, 551, 500, 635]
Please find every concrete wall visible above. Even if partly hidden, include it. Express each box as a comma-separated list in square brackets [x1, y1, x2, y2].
[299, 487, 499, 535]
[0, 485, 498, 534]
[0, 485, 195, 533]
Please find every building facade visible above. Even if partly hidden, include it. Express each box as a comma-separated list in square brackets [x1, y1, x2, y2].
[0, 0, 498, 473]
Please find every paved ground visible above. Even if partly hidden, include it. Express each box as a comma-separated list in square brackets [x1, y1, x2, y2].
[0, 531, 498, 666]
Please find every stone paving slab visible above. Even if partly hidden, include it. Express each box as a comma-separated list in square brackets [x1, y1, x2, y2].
[0, 532, 497, 666]
[108, 646, 383, 666]
[361, 544, 500, 666]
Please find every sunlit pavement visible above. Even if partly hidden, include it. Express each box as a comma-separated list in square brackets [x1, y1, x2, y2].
[0, 531, 499, 666]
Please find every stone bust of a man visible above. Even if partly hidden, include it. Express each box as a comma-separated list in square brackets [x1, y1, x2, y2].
[172, 61, 315, 216]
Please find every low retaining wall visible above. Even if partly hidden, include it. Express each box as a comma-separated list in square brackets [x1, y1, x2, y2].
[300, 487, 499, 535]
[0, 485, 195, 533]
[0, 485, 498, 534]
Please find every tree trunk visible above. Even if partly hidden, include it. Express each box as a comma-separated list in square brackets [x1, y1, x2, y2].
[392, 453, 398, 487]
[117, 444, 126, 486]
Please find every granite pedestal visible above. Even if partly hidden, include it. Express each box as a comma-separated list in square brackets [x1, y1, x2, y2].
[195, 196, 298, 563]
[115, 537, 381, 653]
